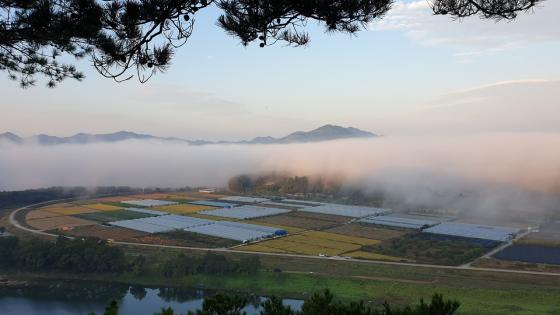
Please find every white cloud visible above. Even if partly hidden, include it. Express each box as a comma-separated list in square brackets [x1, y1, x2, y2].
[371, 0, 560, 56]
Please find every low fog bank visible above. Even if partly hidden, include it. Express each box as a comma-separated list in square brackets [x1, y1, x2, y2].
[1, 132, 560, 217]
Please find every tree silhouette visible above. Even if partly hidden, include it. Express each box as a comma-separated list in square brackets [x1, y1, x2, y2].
[0, 0, 545, 87]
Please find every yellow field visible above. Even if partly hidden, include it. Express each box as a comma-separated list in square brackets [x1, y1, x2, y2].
[345, 250, 402, 262]
[245, 231, 381, 256]
[43, 206, 100, 215]
[154, 204, 215, 214]
[82, 203, 123, 211]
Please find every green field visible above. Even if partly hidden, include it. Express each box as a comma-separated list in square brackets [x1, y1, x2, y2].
[73, 210, 156, 222]
[366, 233, 489, 265]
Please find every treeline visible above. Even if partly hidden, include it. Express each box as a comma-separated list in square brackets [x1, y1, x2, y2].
[228, 173, 385, 206]
[0, 186, 201, 212]
[95, 290, 460, 315]
[0, 236, 260, 277]
[161, 252, 260, 277]
[228, 174, 338, 195]
[0, 236, 127, 273]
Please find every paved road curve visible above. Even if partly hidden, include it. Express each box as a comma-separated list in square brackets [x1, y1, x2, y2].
[8, 202, 560, 278]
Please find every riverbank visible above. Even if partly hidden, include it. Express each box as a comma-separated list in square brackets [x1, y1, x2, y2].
[2, 267, 560, 315]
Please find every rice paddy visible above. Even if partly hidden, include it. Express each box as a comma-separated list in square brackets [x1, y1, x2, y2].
[247, 231, 381, 256]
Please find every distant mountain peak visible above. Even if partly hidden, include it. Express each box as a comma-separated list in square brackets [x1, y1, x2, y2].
[0, 132, 24, 144]
[277, 125, 376, 143]
[1, 125, 377, 146]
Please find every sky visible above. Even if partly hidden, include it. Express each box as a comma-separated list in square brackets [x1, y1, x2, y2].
[1, 0, 559, 140]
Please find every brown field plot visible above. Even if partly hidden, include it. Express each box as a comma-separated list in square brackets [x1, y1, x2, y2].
[153, 204, 215, 214]
[325, 223, 409, 241]
[253, 211, 350, 230]
[28, 216, 96, 231]
[26, 209, 64, 221]
[63, 225, 148, 240]
[243, 230, 380, 256]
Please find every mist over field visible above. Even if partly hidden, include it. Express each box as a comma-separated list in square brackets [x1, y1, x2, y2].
[2, 131, 560, 216]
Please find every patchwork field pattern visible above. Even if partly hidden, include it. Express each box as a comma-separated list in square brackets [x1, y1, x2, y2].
[74, 210, 156, 223]
[153, 204, 215, 214]
[27, 216, 96, 231]
[82, 203, 124, 211]
[246, 231, 380, 256]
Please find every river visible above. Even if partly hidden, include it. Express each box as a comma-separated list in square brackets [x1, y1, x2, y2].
[0, 281, 304, 315]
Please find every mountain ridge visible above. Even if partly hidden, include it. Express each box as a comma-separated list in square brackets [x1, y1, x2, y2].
[0, 125, 377, 146]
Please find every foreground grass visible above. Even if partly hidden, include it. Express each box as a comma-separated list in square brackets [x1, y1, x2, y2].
[6, 269, 560, 315]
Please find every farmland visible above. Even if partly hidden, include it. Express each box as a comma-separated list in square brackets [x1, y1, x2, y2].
[253, 211, 350, 230]
[6, 192, 560, 315]
[244, 230, 382, 257]
[366, 233, 489, 265]
[41, 206, 99, 215]
[14, 193, 560, 272]
[27, 215, 96, 231]
[325, 223, 408, 240]
[62, 224, 148, 240]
